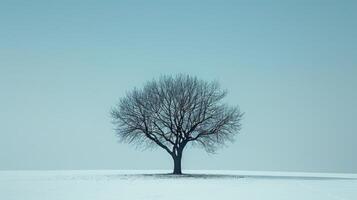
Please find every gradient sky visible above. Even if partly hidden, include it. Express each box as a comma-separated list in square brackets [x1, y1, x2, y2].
[0, 0, 356, 172]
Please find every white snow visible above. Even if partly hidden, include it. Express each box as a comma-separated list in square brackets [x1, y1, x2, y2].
[1, 170, 356, 200]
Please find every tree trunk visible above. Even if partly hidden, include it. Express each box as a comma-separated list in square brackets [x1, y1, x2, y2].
[172, 154, 182, 175]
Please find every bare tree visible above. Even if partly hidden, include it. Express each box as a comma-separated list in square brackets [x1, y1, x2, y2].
[111, 75, 243, 174]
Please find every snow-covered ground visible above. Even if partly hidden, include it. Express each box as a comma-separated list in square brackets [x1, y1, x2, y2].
[1, 170, 356, 200]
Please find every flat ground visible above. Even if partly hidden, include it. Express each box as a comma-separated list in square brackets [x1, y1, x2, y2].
[1, 170, 356, 200]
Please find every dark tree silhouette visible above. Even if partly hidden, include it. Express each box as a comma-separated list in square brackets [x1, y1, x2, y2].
[111, 75, 243, 174]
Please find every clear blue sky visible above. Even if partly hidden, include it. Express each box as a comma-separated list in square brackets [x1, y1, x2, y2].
[0, 0, 356, 172]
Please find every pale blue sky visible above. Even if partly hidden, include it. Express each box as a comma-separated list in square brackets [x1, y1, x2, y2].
[0, 0, 356, 172]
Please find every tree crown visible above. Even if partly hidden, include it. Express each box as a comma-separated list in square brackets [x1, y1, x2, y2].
[111, 74, 243, 155]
